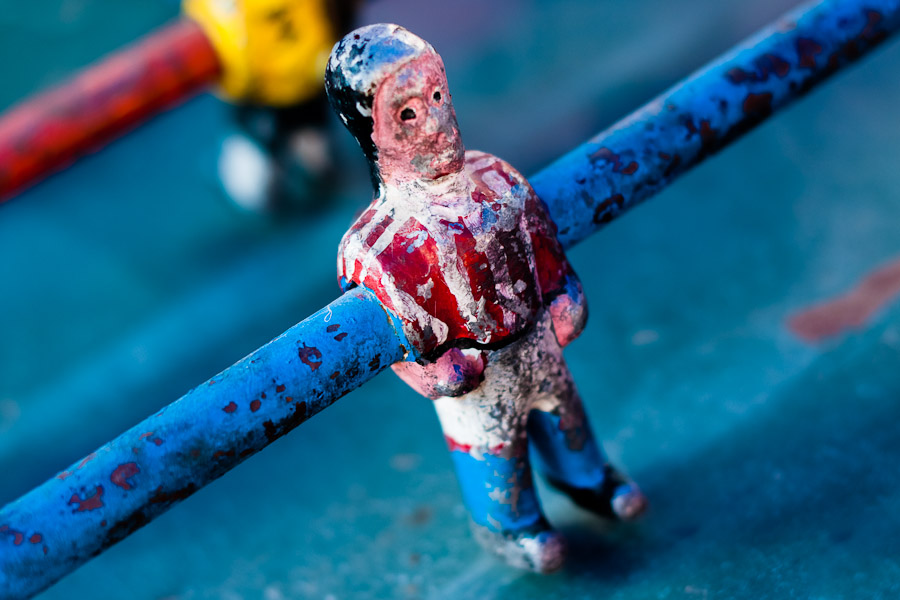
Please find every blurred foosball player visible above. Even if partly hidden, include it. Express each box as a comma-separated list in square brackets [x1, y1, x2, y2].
[186, 0, 360, 212]
[0, 0, 360, 210]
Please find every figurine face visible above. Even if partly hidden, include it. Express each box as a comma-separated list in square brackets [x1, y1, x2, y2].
[371, 53, 465, 185]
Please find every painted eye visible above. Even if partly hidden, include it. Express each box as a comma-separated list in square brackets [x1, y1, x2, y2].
[433, 90, 442, 102]
[400, 107, 416, 121]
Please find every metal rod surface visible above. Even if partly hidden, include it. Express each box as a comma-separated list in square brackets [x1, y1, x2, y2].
[2, 0, 899, 597]
[0, 19, 220, 202]
[532, 0, 900, 248]
[0, 288, 406, 600]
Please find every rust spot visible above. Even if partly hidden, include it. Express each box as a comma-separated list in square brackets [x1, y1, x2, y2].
[330, 371, 340, 380]
[104, 510, 149, 545]
[789, 256, 900, 342]
[223, 401, 238, 414]
[861, 10, 886, 42]
[297, 344, 323, 371]
[240, 448, 255, 457]
[726, 54, 790, 84]
[110, 463, 140, 491]
[285, 396, 293, 402]
[588, 147, 638, 175]
[326, 324, 341, 332]
[796, 37, 823, 69]
[334, 332, 348, 341]
[138, 432, 154, 441]
[78, 453, 97, 469]
[69, 486, 105, 512]
[43, 545, 48, 555]
[699, 120, 717, 147]
[369, 355, 381, 371]
[663, 154, 682, 178]
[261, 392, 267, 399]
[29, 534, 42, 544]
[250, 399, 262, 412]
[208, 379, 216, 386]
[212, 450, 235, 459]
[101, 520, 107, 527]
[262, 401, 309, 443]
[276, 384, 286, 393]
[592, 194, 626, 224]
[742, 92, 773, 118]
[56, 470, 72, 480]
[149, 484, 197, 505]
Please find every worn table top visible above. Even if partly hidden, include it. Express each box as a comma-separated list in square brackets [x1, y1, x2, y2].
[2, 0, 900, 598]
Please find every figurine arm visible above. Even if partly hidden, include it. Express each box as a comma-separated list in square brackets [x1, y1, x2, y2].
[392, 347, 486, 399]
[523, 192, 588, 347]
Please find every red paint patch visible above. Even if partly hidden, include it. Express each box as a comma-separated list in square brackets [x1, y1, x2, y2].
[223, 401, 238, 414]
[138, 432, 154, 440]
[789, 257, 900, 342]
[77, 453, 97, 469]
[276, 384, 286, 393]
[110, 463, 140, 490]
[326, 323, 340, 332]
[444, 435, 473, 454]
[250, 399, 261, 412]
[56, 470, 72, 480]
[284, 396, 293, 402]
[334, 332, 348, 341]
[330, 371, 340, 380]
[1, 526, 24, 546]
[69, 486, 104, 512]
[29, 534, 42, 544]
[151, 438, 163, 446]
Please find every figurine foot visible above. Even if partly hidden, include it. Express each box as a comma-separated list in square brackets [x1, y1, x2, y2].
[470, 521, 567, 573]
[548, 464, 647, 522]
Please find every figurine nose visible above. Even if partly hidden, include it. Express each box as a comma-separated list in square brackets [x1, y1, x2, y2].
[425, 105, 457, 139]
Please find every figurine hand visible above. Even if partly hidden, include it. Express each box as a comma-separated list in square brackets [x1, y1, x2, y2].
[392, 347, 486, 399]
[549, 276, 588, 347]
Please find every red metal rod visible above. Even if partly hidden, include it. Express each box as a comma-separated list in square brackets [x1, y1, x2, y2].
[0, 19, 221, 202]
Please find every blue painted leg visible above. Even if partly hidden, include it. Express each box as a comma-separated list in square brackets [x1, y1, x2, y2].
[447, 442, 566, 573]
[528, 404, 647, 521]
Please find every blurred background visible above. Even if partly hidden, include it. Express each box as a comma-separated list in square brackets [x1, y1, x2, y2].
[2, 0, 900, 598]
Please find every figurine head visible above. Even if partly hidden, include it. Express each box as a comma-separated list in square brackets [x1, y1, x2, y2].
[325, 24, 465, 190]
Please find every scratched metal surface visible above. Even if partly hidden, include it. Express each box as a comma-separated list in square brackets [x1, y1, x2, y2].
[2, 0, 900, 598]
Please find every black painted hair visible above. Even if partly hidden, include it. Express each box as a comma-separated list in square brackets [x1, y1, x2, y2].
[325, 24, 436, 190]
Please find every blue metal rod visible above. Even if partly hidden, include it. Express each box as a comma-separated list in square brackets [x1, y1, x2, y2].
[0, 288, 407, 599]
[533, 0, 900, 248]
[2, 0, 899, 597]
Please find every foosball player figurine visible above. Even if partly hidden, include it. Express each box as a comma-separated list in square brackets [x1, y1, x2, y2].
[184, 0, 361, 212]
[326, 24, 647, 573]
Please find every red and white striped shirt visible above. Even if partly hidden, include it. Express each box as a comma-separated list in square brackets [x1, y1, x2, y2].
[338, 151, 573, 358]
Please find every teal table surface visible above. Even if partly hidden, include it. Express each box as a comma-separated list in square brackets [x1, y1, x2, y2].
[2, 1, 900, 598]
